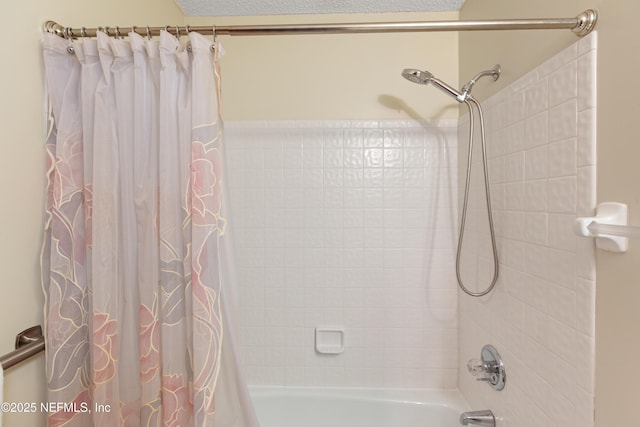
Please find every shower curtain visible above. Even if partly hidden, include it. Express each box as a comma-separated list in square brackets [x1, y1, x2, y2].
[41, 30, 258, 427]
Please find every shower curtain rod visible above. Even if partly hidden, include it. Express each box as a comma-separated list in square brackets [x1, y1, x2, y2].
[44, 9, 597, 39]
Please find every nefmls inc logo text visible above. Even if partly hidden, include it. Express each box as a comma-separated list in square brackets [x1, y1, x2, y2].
[40, 402, 111, 413]
[0, 401, 112, 414]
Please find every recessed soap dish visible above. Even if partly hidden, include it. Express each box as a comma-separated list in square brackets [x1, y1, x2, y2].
[315, 327, 344, 354]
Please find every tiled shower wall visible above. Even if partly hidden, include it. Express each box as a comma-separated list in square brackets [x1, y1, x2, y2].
[457, 34, 597, 427]
[224, 120, 460, 388]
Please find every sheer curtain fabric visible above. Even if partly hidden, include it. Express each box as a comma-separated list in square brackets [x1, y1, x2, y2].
[41, 30, 257, 427]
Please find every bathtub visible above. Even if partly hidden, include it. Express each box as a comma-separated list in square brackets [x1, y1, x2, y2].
[249, 386, 469, 427]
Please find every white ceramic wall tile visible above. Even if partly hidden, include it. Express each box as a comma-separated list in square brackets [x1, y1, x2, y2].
[548, 100, 578, 142]
[226, 119, 459, 388]
[524, 111, 548, 149]
[548, 62, 577, 108]
[548, 138, 577, 178]
[577, 109, 597, 167]
[458, 32, 596, 427]
[578, 50, 597, 111]
[524, 78, 548, 117]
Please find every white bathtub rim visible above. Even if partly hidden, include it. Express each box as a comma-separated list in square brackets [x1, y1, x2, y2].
[248, 385, 470, 410]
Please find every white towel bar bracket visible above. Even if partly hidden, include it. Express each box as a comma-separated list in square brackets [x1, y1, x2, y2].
[574, 202, 640, 253]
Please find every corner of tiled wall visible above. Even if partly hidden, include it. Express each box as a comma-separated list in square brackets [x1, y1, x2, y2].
[457, 32, 597, 427]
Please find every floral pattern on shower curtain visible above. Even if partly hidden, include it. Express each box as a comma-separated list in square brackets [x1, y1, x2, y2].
[41, 30, 256, 426]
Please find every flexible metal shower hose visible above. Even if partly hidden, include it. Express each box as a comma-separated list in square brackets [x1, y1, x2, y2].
[455, 96, 500, 297]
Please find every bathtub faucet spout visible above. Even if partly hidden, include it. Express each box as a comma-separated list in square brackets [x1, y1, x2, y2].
[459, 410, 495, 427]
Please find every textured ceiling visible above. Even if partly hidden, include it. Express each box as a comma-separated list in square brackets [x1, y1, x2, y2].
[175, 0, 466, 17]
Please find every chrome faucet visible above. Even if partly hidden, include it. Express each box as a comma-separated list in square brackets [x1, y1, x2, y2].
[459, 410, 495, 427]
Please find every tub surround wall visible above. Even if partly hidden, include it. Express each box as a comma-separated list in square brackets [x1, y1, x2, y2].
[457, 34, 597, 427]
[225, 119, 459, 388]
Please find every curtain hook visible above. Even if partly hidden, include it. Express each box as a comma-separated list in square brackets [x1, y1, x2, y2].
[185, 25, 192, 53]
[210, 24, 216, 52]
[63, 27, 75, 54]
[175, 26, 181, 50]
[80, 27, 87, 38]
[146, 25, 152, 40]
[115, 26, 121, 40]
[104, 26, 110, 37]
[131, 25, 137, 37]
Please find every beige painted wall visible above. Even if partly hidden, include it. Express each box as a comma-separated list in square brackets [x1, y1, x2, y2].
[186, 13, 460, 120]
[1, 1, 182, 425]
[460, 1, 638, 425]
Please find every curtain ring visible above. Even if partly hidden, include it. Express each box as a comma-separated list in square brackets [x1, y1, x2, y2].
[175, 25, 180, 39]
[63, 27, 75, 54]
[104, 26, 110, 37]
[210, 24, 216, 52]
[185, 25, 192, 53]
[131, 25, 137, 37]
[80, 27, 87, 38]
[146, 25, 152, 40]
[115, 26, 121, 39]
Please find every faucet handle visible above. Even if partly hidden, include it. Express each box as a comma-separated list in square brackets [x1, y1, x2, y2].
[467, 359, 487, 377]
[466, 345, 506, 391]
[467, 359, 496, 381]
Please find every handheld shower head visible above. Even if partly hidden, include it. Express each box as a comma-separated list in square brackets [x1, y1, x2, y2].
[401, 68, 465, 102]
[401, 68, 433, 85]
